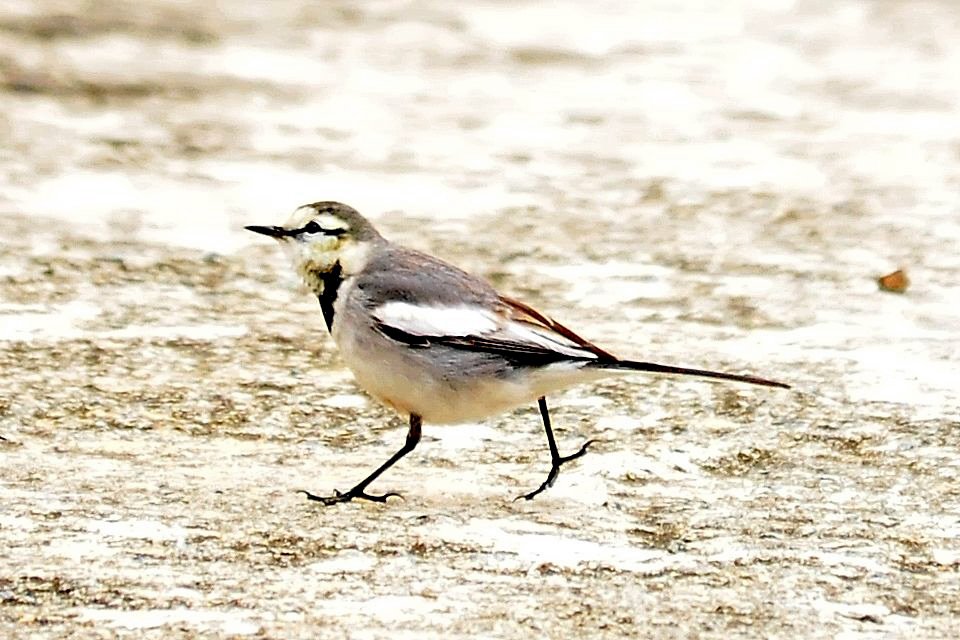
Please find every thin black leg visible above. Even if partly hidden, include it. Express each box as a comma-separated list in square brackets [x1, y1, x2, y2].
[517, 397, 595, 501]
[303, 414, 422, 506]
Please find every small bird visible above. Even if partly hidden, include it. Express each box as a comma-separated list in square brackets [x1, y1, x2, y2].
[246, 202, 789, 505]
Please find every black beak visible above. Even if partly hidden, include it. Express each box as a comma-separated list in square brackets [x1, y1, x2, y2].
[245, 225, 287, 238]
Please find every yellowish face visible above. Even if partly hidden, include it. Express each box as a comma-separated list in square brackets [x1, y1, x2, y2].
[276, 207, 345, 269]
[277, 207, 371, 278]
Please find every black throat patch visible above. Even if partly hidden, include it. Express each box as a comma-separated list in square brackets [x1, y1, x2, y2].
[317, 261, 343, 332]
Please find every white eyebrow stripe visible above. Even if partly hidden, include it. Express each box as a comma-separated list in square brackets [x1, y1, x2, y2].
[374, 302, 500, 337]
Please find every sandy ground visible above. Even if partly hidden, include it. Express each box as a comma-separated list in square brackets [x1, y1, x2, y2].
[1, 1, 959, 638]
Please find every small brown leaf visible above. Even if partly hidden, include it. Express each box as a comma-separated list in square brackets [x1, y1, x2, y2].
[877, 269, 908, 293]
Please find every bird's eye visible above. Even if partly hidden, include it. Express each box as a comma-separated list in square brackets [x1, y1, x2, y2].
[303, 221, 323, 234]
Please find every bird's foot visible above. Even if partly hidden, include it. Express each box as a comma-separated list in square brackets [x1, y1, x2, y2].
[300, 487, 403, 506]
[516, 439, 596, 501]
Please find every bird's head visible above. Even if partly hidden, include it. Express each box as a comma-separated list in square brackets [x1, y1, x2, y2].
[246, 201, 382, 283]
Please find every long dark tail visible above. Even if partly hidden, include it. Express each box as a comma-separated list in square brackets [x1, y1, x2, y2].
[593, 359, 790, 389]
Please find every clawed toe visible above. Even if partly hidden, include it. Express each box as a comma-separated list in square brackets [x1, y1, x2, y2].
[563, 439, 595, 463]
[516, 439, 596, 501]
[515, 479, 554, 502]
[300, 488, 404, 506]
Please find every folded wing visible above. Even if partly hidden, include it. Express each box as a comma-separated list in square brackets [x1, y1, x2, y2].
[372, 296, 615, 366]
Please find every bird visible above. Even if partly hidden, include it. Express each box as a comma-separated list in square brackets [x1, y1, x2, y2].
[245, 201, 789, 505]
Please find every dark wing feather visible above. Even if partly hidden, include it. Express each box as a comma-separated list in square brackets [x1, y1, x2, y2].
[497, 296, 617, 361]
[374, 319, 592, 367]
[360, 245, 615, 366]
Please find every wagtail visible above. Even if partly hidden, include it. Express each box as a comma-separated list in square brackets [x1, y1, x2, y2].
[246, 202, 789, 505]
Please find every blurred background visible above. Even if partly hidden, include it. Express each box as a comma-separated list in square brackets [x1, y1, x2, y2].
[1, 1, 959, 638]
[2, 1, 956, 245]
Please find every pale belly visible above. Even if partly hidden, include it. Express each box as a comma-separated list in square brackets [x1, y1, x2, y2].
[338, 340, 607, 424]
